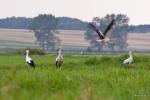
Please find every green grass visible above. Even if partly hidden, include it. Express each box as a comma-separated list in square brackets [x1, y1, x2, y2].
[0, 40, 38, 48]
[0, 54, 150, 100]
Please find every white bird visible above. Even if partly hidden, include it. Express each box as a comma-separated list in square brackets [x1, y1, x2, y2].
[123, 51, 133, 64]
[80, 51, 84, 55]
[56, 47, 63, 70]
[89, 19, 115, 44]
[26, 50, 35, 68]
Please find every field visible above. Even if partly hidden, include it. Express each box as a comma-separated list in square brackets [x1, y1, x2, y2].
[0, 29, 89, 49]
[1, 28, 150, 50]
[127, 33, 150, 50]
[0, 54, 150, 100]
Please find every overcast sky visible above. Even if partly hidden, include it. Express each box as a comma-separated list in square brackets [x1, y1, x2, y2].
[0, 0, 149, 25]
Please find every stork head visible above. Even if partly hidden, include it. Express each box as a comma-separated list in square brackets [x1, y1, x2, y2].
[129, 51, 132, 55]
[56, 47, 62, 51]
[26, 50, 29, 53]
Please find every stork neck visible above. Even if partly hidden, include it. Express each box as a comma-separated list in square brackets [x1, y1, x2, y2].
[129, 53, 132, 58]
[26, 52, 29, 57]
[58, 50, 62, 56]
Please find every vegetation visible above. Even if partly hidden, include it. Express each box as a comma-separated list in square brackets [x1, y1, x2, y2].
[0, 17, 32, 29]
[30, 14, 59, 50]
[0, 54, 150, 100]
[0, 16, 87, 30]
[0, 16, 150, 33]
[0, 40, 37, 48]
[17, 48, 45, 55]
[57, 17, 87, 30]
[85, 14, 129, 51]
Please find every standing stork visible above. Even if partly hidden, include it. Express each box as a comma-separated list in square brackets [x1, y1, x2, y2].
[89, 19, 115, 45]
[26, 50, 35, 68]
[56, 47, 63, 70]
[123, 51, 133, 64]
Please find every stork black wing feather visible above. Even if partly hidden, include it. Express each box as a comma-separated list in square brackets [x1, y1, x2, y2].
[89, 23, 104, 39]
[30, 60, 35, 68]
[103, 19, 115, 36]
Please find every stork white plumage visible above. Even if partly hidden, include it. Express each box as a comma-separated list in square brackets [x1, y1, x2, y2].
[26, 50, 35, 68]
[56, 47, 63, 70]
[123, 51, 133, 64]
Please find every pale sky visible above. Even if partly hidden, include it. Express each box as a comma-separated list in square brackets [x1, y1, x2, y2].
[0, 0, 149, 25]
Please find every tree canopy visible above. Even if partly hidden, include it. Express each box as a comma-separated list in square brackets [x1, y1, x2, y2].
[85, 14, 130, 51]
[30, 14, 59, 50]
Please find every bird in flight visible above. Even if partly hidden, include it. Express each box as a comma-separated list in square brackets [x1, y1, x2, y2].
[89, 19, 115, 45]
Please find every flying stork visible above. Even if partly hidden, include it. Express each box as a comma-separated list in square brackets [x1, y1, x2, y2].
[56, 47, 63, 70]
[25, 50, 35, 68]
[123, 51, 133, 64]
[89, 19, 115, 45]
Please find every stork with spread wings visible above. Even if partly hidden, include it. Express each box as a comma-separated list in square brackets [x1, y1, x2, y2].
[89, 19, 115, 45]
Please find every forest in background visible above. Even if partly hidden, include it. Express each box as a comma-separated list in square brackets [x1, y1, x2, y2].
[0, 16, 150, 33]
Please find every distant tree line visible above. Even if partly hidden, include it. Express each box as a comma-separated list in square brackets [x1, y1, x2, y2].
[0, 16, 150, 32]
[0, 16, 87, 30]
[57, 17, 88, 30]
[0, 17, 32, 29]
[129, 25, 150, 33]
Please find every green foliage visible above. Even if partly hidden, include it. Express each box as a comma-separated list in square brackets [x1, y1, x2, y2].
[30, 14, 59, 50]
[0, 54, 150, 100]
[17, 48, 45, 55]
[57, 17, 87, 30]
[0, 17, 32, 29]
[85, 14, 130, 51]
[84, 57, 101, 65]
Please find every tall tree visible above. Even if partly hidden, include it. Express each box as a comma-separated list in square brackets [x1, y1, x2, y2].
[30, 14, 59, 50]
[85, 14, 129, 51]
[109, 14, 129, 50]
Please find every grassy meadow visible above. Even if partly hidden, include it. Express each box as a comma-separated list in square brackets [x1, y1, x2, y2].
[0, 54, 150, 100]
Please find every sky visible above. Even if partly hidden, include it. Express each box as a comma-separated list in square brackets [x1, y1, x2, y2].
[0, 0, 149, 25]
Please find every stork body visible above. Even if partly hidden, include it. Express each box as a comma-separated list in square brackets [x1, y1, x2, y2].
[123, 51, 133, 64]
[56, 47, 63, 70]
[26, 50, 35, 68]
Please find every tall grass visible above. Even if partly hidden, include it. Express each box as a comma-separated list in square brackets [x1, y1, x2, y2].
[0, 54, 150, 100]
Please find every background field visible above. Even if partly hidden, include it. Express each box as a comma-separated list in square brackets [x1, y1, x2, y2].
[0, 54, 150, 100]
[0, 28, 150, 50]
[0, 28, 38, 49]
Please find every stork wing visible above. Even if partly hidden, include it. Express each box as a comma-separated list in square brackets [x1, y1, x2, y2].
[30, 60, 35, 68]
[89, 23, 104, 39]
[103, 19, 115, 36]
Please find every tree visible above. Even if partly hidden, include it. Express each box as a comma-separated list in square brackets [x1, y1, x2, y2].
[85, 14, 129, 51]
[109, 14, 129, 50]
[30, 14, 59, 50]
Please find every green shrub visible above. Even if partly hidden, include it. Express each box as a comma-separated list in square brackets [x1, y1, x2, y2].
[17, 48, 45, 55]
[84, 57, 101, 65]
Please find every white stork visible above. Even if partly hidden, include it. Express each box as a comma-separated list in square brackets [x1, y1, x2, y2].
[56, 47, 63, 70]
[26, 50, 35, 68]
[89, 19, 115, 45]
[123, 51, 133, 64]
